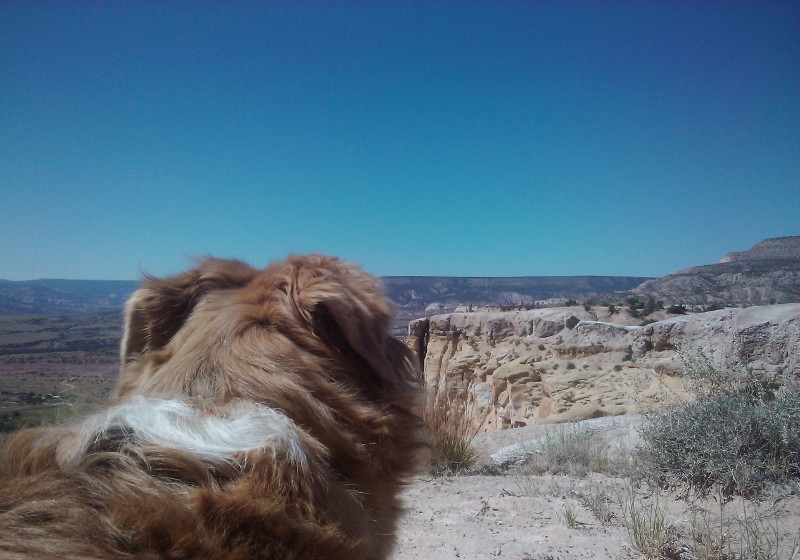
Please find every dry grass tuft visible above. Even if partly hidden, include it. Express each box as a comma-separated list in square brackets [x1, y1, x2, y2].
[424, 389, 480, 477]
[620, 489, 676, 559]
[518, 423, 632, 478]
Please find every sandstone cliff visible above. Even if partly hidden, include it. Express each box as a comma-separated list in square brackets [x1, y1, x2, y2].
[408, 304, 800, 430]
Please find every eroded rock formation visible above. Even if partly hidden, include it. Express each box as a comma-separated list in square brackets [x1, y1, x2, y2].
[408, 304, 800, 430]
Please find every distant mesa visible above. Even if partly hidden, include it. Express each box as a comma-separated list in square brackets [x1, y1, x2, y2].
[633, 236, 800, 307]
[1, 236, 797, 316]
[1, 273, 652, 320]
[718, 236, 800, 263]
[0, 279, 138, 316]
[382, 275, 651, 317]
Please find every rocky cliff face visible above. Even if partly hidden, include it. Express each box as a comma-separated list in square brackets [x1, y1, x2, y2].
[720, 236, 800, 263]
[407, 304, 800, 431]
[633, 236, 800, 306]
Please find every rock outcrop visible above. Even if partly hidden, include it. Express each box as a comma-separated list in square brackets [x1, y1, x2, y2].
[633, 236, 800, 307]
[408, 304, 800, 431]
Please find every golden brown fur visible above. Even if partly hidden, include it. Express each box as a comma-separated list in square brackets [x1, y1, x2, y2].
[0, 255, 426, 559]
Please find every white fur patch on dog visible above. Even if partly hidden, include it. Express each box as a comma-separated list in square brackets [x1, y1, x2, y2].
[69, 396, 306, 466]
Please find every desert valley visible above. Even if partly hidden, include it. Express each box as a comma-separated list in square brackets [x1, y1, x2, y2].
[1, 236, 799, 559]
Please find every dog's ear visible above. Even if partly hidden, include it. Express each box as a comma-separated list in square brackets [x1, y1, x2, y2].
[121, 259, 257, 361]
[287, 255, 410, 389]
[120, 288, 155, 363]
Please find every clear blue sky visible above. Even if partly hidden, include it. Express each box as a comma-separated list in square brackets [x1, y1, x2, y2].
[2, 2, 798, 281]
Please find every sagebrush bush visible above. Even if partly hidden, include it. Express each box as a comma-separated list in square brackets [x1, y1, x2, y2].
[637, 381, 800, 497]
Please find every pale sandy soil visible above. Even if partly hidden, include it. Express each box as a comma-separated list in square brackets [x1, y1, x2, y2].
[393, 474, 639, 559]
[390, 416, 800, 560]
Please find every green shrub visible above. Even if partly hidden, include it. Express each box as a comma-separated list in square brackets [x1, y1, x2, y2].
[565, 315, 580, 330]
[666, 304, 687, 315]
[622, 352, 633, 362]
[0, 411, 22, 433]
[627, 297, 643, 318]
[637, 381, 800, 497]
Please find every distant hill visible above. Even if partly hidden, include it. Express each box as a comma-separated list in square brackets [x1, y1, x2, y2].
[3, 237, 796, 317]
[382, 275, 651, 315]
[0, 275, 651, 319]
[0, 279, 138, 315]
[633, 236, 800, 306]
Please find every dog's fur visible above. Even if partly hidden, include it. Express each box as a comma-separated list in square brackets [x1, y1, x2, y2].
[0, 255, 426, 559]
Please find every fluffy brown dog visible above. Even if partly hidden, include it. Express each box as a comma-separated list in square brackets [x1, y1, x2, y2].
[0, 255, 426, 559]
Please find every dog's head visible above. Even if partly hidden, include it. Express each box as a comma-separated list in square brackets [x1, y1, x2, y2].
[119, 254, 416, 395]
[116, 254, 424, 475]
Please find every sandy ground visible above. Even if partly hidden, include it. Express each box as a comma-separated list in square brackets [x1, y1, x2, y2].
[390, 416, 800, 560]
[393, 474, 639, 559]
